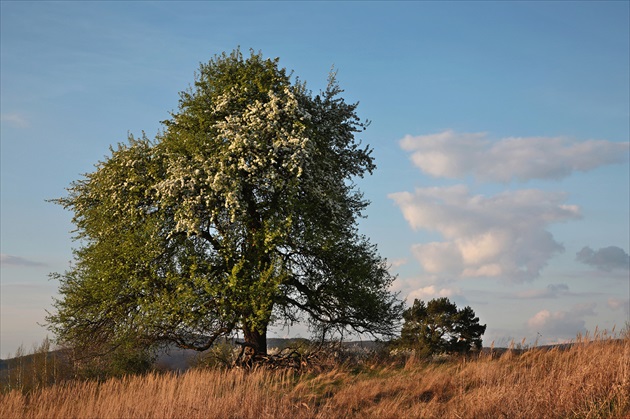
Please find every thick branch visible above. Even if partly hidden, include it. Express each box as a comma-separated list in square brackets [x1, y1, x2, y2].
[172, 324, 235, 352]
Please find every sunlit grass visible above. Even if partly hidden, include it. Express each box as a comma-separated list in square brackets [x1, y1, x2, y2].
[1, 330, 628, 419]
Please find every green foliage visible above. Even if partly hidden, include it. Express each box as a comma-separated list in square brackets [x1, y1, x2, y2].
[47, 48, 402, 365]
[398, 298, 486, 357]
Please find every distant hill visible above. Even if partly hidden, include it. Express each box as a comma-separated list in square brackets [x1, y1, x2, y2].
[1, 338, 589, 373]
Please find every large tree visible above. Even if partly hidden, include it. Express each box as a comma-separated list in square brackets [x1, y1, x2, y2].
[47, 49, 402, 359]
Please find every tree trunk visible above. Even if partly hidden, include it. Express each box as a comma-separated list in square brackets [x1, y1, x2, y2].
[243, 326, 268, 355]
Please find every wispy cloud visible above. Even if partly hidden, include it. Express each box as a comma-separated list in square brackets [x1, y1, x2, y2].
[0, 254, 47, 268]
[400, 130, 629, 182]
[388, 258, 408, 270]
[607, 298, 629, 316]
[576, 246, 630, 272]
[0, 112, 29, 128]
[389, 186, 581, 283]
[513, 283, 571, 299]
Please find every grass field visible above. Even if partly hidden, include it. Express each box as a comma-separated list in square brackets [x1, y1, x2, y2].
[1, 332, 629, 419]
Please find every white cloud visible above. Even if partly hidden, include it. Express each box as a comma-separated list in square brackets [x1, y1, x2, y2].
[400, 131, 486, 179]
[407, 285, 461, 303]
[400, 130, 629, 182]
[527, 303, 597, 341]
[0, 112, 29, 128]
[411, 242, 462, 276]
[390, 186, 581, 283]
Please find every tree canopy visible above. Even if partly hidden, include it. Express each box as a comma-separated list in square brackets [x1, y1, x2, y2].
[398, 298, 486, 356]
[47, 49, 402, 359]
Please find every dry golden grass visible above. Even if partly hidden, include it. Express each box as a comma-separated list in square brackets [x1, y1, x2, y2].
[2, 333, 629, 419]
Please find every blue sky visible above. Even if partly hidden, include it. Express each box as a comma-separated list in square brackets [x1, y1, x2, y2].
[1, 1, 628, 357]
